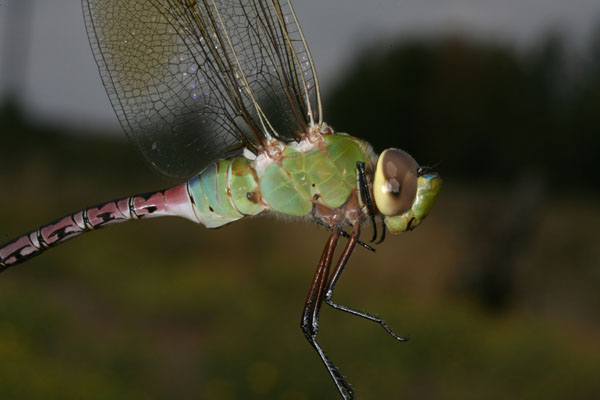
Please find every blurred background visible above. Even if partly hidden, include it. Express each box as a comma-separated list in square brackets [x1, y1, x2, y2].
[1, 0, 599, 399]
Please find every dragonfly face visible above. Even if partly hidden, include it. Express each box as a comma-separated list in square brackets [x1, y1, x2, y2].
[373, 149, 442, 233]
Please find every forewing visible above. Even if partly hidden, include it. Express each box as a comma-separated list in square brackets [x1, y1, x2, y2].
[82, 0, 321, 179]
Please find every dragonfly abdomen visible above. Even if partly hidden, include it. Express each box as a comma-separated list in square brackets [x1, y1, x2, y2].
[187, 156, 266, 228]
[0, 184, 196, 269]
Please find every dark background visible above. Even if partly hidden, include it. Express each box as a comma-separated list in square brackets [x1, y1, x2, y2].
[1, 5, 599, 400]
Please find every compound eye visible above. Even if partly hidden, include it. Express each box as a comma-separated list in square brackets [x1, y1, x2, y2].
[373, 149, 419, 216]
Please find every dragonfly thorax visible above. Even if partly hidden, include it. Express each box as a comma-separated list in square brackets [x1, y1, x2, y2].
[252, 130, 377, 224]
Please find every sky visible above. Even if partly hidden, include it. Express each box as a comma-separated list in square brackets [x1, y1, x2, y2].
[0, 0, 599, 132]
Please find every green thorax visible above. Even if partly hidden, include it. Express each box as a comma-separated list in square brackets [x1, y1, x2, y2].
[187, 132, 374, 228]
[258, 133, 373, 217]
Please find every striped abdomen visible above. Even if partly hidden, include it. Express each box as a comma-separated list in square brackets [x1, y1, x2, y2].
[0, 184, 196, 270]
[0, 155, 266, 270]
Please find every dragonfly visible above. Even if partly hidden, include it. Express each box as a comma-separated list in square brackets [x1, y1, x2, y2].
[0, 0, 441, 398]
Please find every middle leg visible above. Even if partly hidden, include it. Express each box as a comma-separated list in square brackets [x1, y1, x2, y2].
[325, 223, 409, 342]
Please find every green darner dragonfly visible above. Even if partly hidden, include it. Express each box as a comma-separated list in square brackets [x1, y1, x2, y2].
[0, 0, 441, 398]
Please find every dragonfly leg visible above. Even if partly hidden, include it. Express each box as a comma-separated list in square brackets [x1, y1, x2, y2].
[375, 214, 386, 245]
[325, 223, 409, 342]
[313, 218, 375, 252]
[301, 226, 354, 399]
[356, 161, 378, 243]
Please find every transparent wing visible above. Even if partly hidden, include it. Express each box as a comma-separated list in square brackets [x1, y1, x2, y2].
[82, 0, 322, 179]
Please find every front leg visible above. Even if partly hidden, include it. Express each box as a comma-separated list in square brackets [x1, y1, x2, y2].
[356, 161, 378, 243]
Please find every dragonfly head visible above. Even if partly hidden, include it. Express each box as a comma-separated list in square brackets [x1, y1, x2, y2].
[373, 149, 442, 233]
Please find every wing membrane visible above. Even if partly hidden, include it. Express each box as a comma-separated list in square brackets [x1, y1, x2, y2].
[82, 0, 321, 178]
